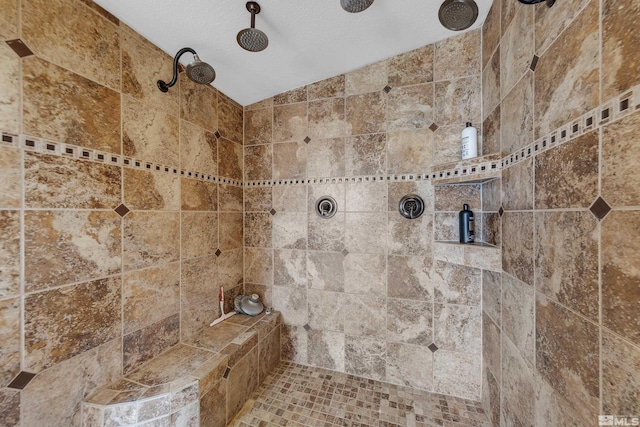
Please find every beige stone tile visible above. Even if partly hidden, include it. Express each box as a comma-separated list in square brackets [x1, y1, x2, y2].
[345, 212, 386, 254]
[123, 263, 180, 335]
[218, 138, 243, 181]
[344, 335, 386, 381]
[602, 111, 640, 207]
[274, 86, 307, 105]
[123, 95, 179, 166]
[345, 60, 387, 95]
[387, 84, 434, 132]
[181, 178, 218, 211]
[434, 184, 481, 211]
[25, 277, 121, 371]
[434, 76, 481, 127]
[345, 133, 386, 176]
[244, 187, 272, 212]
[281, 324, 307, 363]
[483, 367, 501, 427]
[501, 0, 522, 35]
[180, 73, 217, 133]
[307, 251, 344, 292]
[0, 0, 18, 40]
[433, 212, 458, 242]
[502, 157, 533, 211]
[272, 212, 307, 249]
[307, 138, 345, 178]
[483, 270, 501, 326]
[245, 248, 273, 286]
[502, 273, 535, 365]
[273, 141, 307, 179]
[387, 255, 433, 301]
[244, 144, 273, 181]
[346, 92, 387, 135]
[274, 249, 306, 288]
[218, 249, 243, 291]
[345, 181, 387, 212]
[501, 335, 535, 427]
[24, 152, 120, 209]
[308, 330, 345, 371]
[602, 331, 640, 415]
[22, 339, 121, 426]
[180, 120, 217, 174]
[343, 293, 385, 338]
[602, 211, 640, 346]
[500, 5, 533, 96]
[483, 312, 501, 382]
[602, 0, 640, 99]
[482, 177, 501, 212]
[434, 303, 481, 354]
[308, 74, 345, 100]
[308, 212, 344, 252]
[502, 211, 533, 286]
[482, 47, 500, 122]
[22, 0, 120, 89]
[386, 342, 432, 390]
[535, 294, 599, 425]
[388, 213, 433, 256]
[273, 102, 307, 143]
[386, 298, 432, 346]
[433, 350, 481, 400]
[536, 0, 591, 55]
[308, 289, 344, 332]
[0, 211, 20, 298]
[121, 27, 178, 116]
[199, 380, 225, 427]
[259, 327, 281, 383]
[535, 130, 599, 209]
[535, 211, 598, 321]
[24, 210, 121, 292]
[218, 184, 242, 212]
[272, 286, 307, 326]
[123, 212, 180, 271]
[433, 261, 481, 305]
[244, 107, 272, 146]
[23, 56, 120, 152]
[388, 180, 434, 212]
[217, 212, 241, 252]
[534, 0, 599, 138]
[386, 129, 433, 174]
[308, 98, 345, 139]
[344, 253, 386, 296]
[218, 91, 243, 144]
[244, 212, 271, 248]
[501, 70, 534, 155]
[388, 45, 433, 87]
[124, 169, 180, 211]
[0, 389, 20, 427]
[0, 43, 20, 134]
[482, 0, 501, 69]
[181, 255, 218, 337]
[0, 297, 20, 386]
[482, 105, 501, 155]
[123, 314, 180, 374]
[434, 29, 480, 81]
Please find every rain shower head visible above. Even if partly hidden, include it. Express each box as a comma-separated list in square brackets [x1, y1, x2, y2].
[438, 0, 479, 31]
[157, 47, 215, 92]
[340, 0, 374, 13]
[518, 0, 556, 6]
[237, 2, 269, 52]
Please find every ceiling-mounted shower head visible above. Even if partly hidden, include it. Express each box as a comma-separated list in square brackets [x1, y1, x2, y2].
[340, 0, 374, 13]
[157, 47, 215, 92]
[438, 0, 479, 31]
[237, 2, 269, 52]
[518, 0, 556, 6]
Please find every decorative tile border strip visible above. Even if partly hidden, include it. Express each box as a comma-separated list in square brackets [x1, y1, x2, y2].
[0, 133, 243, 187]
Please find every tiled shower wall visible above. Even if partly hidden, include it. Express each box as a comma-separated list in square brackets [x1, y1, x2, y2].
[242, 30, 494, 400]
[0, 0, 243, 424]
[480, 0, 640, 425]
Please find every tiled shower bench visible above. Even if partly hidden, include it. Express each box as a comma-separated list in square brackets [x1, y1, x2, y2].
[81, 311, 282, 427]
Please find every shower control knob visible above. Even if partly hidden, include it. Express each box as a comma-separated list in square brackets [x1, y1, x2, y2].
[398, 194, 425, 219]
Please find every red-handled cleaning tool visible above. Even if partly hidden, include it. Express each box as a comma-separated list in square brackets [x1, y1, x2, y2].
[209, 286, 237, 327]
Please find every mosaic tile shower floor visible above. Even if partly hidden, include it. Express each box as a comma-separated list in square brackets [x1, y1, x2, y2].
[229, 361, 490, 427]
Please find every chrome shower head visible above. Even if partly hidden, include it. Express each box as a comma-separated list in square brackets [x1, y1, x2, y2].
[157, 47, 215, 92]
[237, 2, 269, 52]
[438, 0, 479, 31]
[340, 0, 374, 13]
[518, 0, 556, 6]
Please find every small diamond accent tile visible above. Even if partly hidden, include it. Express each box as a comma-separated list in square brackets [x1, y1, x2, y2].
[498, 206, 504, 217]
[214, 130, 222, 139]
[223, 367, 231, 378]
[6, 39, 34, 58]
[428, 343, 438, 353]
[530, 55, 539, 71]
[383, 85, 392, 93]
[8, 371, 37, 390]
[215, 248, 222, 257]
[304, 136, 311, 144]
[341, 249, 349, 257]
[429, 123, 439, 132]
[114, 204, 130, 217]
[303, 324, 311, 331]
[590, 197, 611, 221]
[270, 208, 277, 216]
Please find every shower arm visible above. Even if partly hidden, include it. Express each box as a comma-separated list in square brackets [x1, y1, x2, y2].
[157, 47, 197, 93]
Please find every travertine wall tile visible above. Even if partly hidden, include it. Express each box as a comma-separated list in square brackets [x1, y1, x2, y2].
[122, 314, 180, 374]
[386, 129, 433, 174]
[434, 303, 481, 354]
[602, 111, 640, 207]
[308, 98, 345, 139]
[482, 105, 500, 155]
[434, 76, 481, 126]
[182, 178, 218, 211]
[501, 273, 535, 364]
[387, 255, 433, 301]
[226, 346, 258, 420]
[387, 84, 434, 132]
[388, 45, 433, 87]
[501, 70, 533, 155]
[308, 74, 345, 100]
[345, 335, 386, 381]
[386, 342, 432, 390]
[433, 350, 481, 399]
[180, 73, 218, 133]
[0, 389, 20, 426]
[180, 120, 217, 174]
[500, 5, 533, 96]
[181, 255, 218, 337]
[217, 212, 241, 252]
[0, 211, 20, 298]
[306, 137, 345, 178]
[434, 29, 480, 81]
[386, 298, 432, 346]
[123, 212, 180, 271]
[482, 0, 500, 69]
[273, 141, 307, 179]
[244, 107, 272, 146]
[308, 251, 344, 292]
[345, 60, 387, 95]
[273, 102, 307, 143]
[308, 289, 344, 332]
[501, 336, 535, 427]
[483, 312, 501, 382]
[502, 212, 533, 286]
[123, 169, 180, 211]
[602, 332, 640, 415]
[482, 47, 501, 122]
[346, 92, 387, 135]
[345, 133, 387, 175]
[0, 297, 20, 386]
[502, 157, 533, 211]
[0, 43, 20, 134]
[0, 0, 18, 40]
[218, 138, 243, 180]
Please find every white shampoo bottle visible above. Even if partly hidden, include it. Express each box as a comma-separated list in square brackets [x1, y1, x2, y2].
[461, 122, 478, 160]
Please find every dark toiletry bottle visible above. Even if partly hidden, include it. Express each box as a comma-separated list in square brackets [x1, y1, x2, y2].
[459, 204, 475, 243]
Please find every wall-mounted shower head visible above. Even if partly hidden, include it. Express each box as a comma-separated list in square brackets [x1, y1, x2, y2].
[438, 0, 479, 31]
[157, 47, 215, 92]
[340, 0, 374, 13]
[237, 2, 269, 52]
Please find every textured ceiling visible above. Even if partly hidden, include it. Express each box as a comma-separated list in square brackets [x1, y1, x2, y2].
[94, 0, 492, 106]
